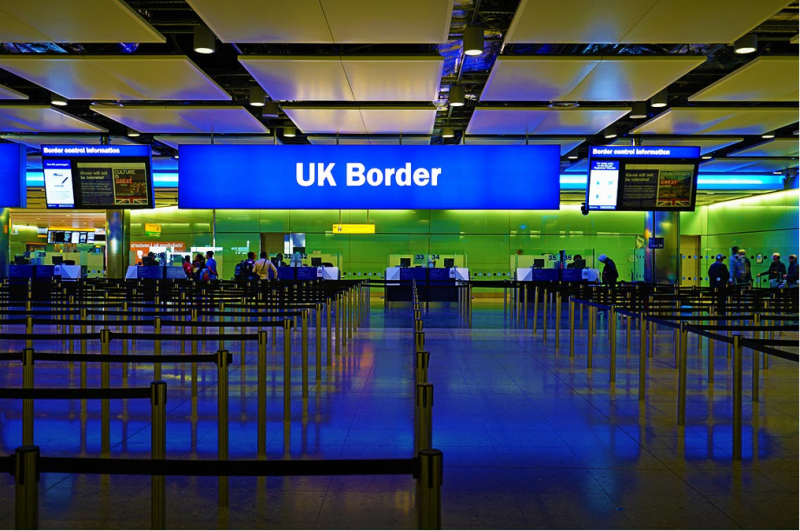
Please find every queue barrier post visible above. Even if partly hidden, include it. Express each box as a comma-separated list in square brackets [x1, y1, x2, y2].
[752, 314, 760, 402]
[154, 316, 162, 381]
[542, 288, 548, 343]
[122, 301, 129, 379]
[216, 349, 230, 507]
[150, 381, 167, 530]
[417, 449, 443, 530]
[533, 285, 539, 337]
[732, 334, 743, 461]
[283, 319, 292, 422]
[22, 348, 34, 446]
[415, 383, 434, 458]
[568, 299, 575, 358]
[555, 293, 561, 349]
[415, 331, 425, 352]
[587, 306, 594, 369]
[335, 295, 341, 357]
[468, 284, 472, 328]
[302, 309, 309, 398]
[14, 445, 40, 530]
[609, 306, 616, 383]
[80, 308, 88, 393]
[25, 315, 33, 349]
[190, 314, 199, 400]
[415, 350, 430, 387]
[315, 303, 322, 381]
[101, 329, 111, 455]
[639, 315, 646, 402]
[523, 284, 528, 330]
[677, 323, 688, 427]
[257, 330, 268, 458]
[326, 298, 332, 366]
[708, 328, 715, 385]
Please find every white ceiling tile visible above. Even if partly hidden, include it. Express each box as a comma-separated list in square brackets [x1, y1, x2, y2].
[610, 136, 744, 155]
[1, 134, 134, 148]
[283, 107, 367, 134]
[506, 0, 656, 43]
[506, 0, 792, 44]
[620, 0, 794, 43]
[0, 56, 230, 101]
[155, 135, 280, 150]
[0, 83, 28, 100]
[239, 57, 352, 102]
[186, 0, 332, 43]
[689, 56, 799, 102]
[320, 0, 453, 43]
[565, 56, 705, 101]
[631, 107, 799, 135]
[342, 57, 444, 101]
[464, 136, 585, 155]
[0, 105, 106, 133]
[467, 107, 628, 135]
[0, 0, 165, 43]
[481, 57, 598, 101]
[186, 0, 453, 44]
[729, 138, 800, 157]
[90, 105, 269, 134]
[359, 108, 437, 135]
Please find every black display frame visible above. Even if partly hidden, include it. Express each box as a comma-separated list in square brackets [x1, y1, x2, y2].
[586, 154, 699, 212]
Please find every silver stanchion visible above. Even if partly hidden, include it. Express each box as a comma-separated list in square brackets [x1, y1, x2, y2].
[415, 350, 430, 387]
[415, 383, 434, 457]
[639, 314, 646, 401]
[315, 303, 322, 381]
[150, 381, 167, 530]
[101, 328, 111, 455]
[217, 350, 230, 507]
[609, 306, 616, 383]
[22, 348, 34, 446]
[677, 323, 688, 426]
[257, 330, 268, 457]
[417, 449, 443, 530]
[326, 297, 332, 365]
[283, 319, 292, 422]
[302, 309, 309, 398]
[15, 445, 40, 530]
[154, 316, 162, 381]
[732, 334, 742, 461]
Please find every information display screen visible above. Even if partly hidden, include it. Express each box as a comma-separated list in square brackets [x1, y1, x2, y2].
[41, 145, 153, 209]
[586, 146, 699, 212]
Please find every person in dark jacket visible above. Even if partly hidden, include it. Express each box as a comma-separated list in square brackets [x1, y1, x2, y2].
[784, 254, 798, 288]
[708, 254, 729, 314]
[598, 254, 619, 285]
[731, 249, 752, 286]
[758, 253, 786, 288]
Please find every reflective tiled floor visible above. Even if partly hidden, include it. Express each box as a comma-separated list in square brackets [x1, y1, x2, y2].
[0, 300, 797, 529]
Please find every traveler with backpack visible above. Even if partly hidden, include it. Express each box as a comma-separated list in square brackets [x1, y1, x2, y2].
[253, 251, 278, 280]
[192, 254, 206, 280]
[235, 252, 257, 280]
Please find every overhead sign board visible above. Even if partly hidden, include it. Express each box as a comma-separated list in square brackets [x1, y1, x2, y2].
[332, 224, 376, 234]
[586, 145, 700, 212]
[648, 237, 665, 249]
[178, 145, 561, 210]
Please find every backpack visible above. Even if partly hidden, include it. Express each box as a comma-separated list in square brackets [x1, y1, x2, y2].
[234, 261, 245, 280]
[198, 267, 211, 281]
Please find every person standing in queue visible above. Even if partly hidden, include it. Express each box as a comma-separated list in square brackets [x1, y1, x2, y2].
[758, 253, 786, 288]
[598, 254, 619, 286]
[253, 251, 278, 280]
[205, 250, 219, 280]
[731, 248, 752, 287]
[784, 254, 798, 288]
[708, 254, 729, 313]
[182, 255, 193, 279]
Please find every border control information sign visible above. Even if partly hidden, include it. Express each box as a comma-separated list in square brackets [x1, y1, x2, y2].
[586, 146, 700, 212]
[178, 145, 561, 210]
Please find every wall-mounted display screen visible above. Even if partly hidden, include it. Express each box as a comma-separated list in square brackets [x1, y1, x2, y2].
[586, 146, 700, 212]
[41, 145, 154, 209]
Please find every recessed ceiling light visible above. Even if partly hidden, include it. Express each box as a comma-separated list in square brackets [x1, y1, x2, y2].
[548, 101, 579, 109]
[604, 125, 617, 139]
[449, 85, 465, 107]
[762, 131, 775, 139]
[50, 92, 68, 106]
[263, 101, 280, 118]
[650, 90, 668, 108]
[568, 154, 578, 160]
[283, 126, 296, 138]
[441, 127, 455, 138]
[629, 102, 648, 119]
[773, 170, 784, 175]
[734, 34, 757, 54]
[193, 25, 216, 54]
[249, 86, 266, 107]
[126, 128, 140, 138]
[701, 154, 712, 160]
[463, 26, 484, 56]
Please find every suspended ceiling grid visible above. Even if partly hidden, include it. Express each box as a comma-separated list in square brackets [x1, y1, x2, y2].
[0, 0, 793, 176]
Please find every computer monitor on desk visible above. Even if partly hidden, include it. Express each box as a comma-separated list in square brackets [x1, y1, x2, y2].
[311, 257, 322, 267]
[52, 256, 64, 265]
[444, 258, 455, 268]
[400, 258, 411, 268]
[533, 259, 545, 269]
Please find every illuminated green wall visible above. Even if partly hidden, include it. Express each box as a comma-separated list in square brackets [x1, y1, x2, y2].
[130, 206, 646, 280]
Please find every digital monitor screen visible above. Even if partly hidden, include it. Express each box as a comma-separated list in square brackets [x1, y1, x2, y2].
[63, 231, 72, 243]
[47, 231, 55, 244]
[79, 232, 87, 244]
[87, 233, 95, 243]
[586, 146, 700, 212]
[41, 145, 154, 209]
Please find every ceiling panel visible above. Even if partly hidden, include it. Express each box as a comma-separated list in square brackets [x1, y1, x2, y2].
[90, 105, 269, 134]
[186, 0, 452, 43]
[630, 107, 799, 135]
[239, 57, 351, 102]
[688, 57, 799, 102]
[240, 56, 443, 102]
[0, 0, 165, 43]
[0, 56, 230, 101]
[284, 106, 436, 135]
[319, 0, 453, 43]
[482, 56, 703, 102]
[0, 83, 27, 100]
[307, 136, 431, 145]
[610, 136, 744, 155]
[463, 136, 585, 155]
[466, 107, 629, 135]
[506, 0, 792, 43]
[342, 57, 444, 101]
[155, 135, 281, 149]
[1, 134, 135, 148]
[0, 105, 106, 133]
[700, 157, 798, 172]
[729, 138, 800, 157]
